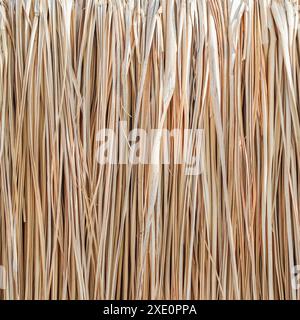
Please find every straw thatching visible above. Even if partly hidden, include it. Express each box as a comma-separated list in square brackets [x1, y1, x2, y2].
[1, 0, 300, 300]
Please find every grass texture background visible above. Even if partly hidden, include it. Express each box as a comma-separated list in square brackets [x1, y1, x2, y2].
[1, 0, 300, 299]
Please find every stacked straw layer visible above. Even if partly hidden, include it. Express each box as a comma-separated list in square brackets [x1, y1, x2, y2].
[1, 0, 300, 300]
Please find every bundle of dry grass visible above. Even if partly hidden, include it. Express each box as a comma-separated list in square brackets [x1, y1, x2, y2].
[1, 0, 300, 300]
